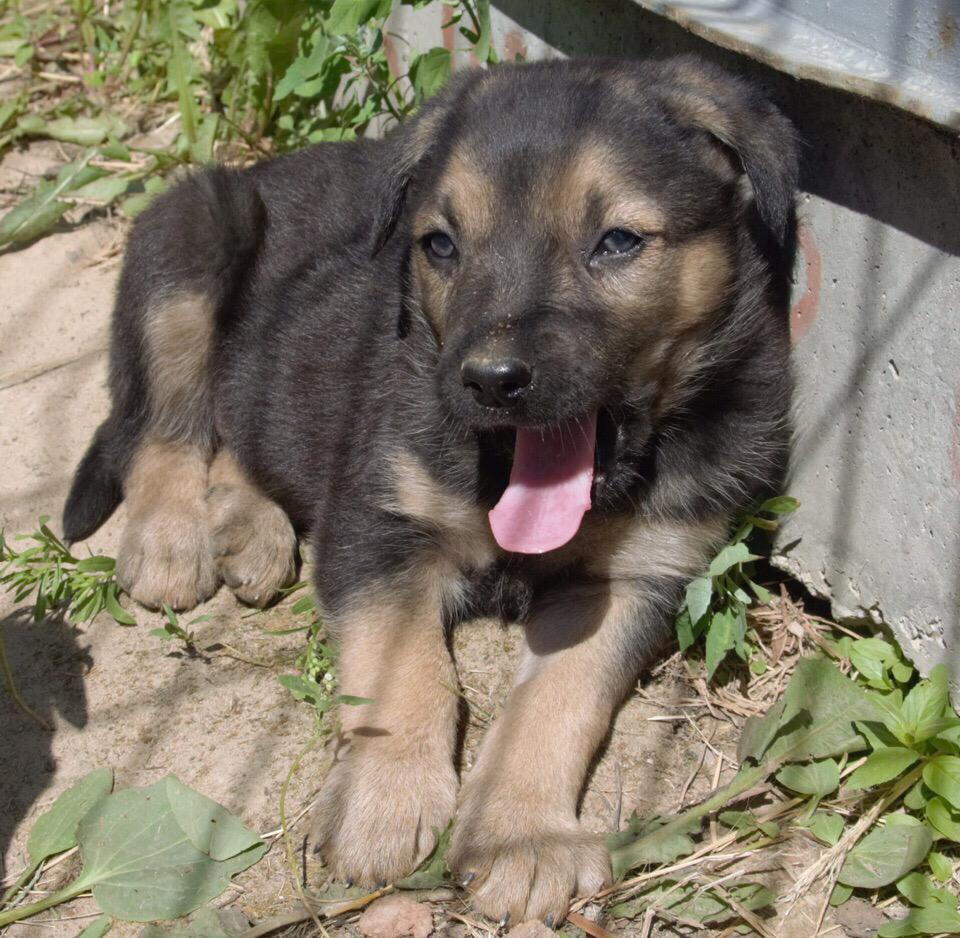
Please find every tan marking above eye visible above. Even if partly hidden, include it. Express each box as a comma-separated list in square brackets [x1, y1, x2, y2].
[547, 140, 667, 237]
[415, 147, 496, 243]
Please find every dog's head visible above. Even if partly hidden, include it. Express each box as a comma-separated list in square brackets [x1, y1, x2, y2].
[377, 58, 798, 552]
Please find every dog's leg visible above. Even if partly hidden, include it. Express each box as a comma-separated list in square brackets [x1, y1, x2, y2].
[117, 437, 218, 611]
[115, 291, 220, 610]
[448, 519, 727, 925]
[206, 449, 297, 607]
[311, 568, 461, 885]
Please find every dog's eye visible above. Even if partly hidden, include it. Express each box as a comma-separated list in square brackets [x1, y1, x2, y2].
[594, 228, 644, 259]
[423, 231, 457, 260]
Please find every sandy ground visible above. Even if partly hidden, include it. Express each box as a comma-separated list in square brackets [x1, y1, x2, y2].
[0, 159, 850, 937]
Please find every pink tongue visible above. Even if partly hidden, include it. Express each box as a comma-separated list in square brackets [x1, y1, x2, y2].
[489, 412, 597, 554]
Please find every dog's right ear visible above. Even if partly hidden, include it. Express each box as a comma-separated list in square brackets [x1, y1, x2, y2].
[371, 69, 487, 256]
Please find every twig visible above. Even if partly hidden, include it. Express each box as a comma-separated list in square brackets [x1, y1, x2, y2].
[783, 764, 923, 905]
[280, 733, 327, 936]
[0, 629, 52, 731]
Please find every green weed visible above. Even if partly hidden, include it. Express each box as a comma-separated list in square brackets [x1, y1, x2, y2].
[0, 0, 496, 247]
[0, 515, 133, 625]
[675, 495, 798, 679]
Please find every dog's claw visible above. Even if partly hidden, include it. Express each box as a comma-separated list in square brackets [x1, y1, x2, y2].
[498, 913, 510, 930]
[376, 881, 387, 890]
[545, 914, 555, 929]
[343, 877, 353, 888]
[461, 871, 476, 887]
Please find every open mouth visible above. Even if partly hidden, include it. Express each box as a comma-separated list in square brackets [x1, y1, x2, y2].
[488, 409, 619, 554]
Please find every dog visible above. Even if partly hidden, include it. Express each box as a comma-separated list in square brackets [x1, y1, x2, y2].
[63, 56, 798, 924]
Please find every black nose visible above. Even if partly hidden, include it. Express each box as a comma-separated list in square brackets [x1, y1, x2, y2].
[461, 356, 533, 408]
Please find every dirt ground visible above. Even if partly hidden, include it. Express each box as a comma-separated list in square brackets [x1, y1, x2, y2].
[0, 150, 855, 938]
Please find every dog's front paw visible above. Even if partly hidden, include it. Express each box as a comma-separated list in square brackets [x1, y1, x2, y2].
[448, 799, 610, 926]
[312, 745, 458, 886]
[206, 483, 297, 607]
[117, 506, 219, 611]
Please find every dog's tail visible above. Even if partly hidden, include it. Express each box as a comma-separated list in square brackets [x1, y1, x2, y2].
[62, 419, 125, 543]
[62, 166, 264, 544]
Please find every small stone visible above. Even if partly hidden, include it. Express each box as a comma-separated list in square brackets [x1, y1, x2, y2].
[357, 894, 434, 938]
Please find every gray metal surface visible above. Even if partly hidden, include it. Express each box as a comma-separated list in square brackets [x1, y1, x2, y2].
[387, 1, 960, 691]
[632, 1, 960, 132]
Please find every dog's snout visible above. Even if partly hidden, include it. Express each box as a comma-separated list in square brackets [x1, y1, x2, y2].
[461, 356, 532, 408]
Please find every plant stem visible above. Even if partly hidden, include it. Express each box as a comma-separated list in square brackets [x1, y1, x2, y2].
[0, 858, 40, 908]
[0, 628, 52, 731]
[610, 762, 768, 878]
[280, 733, 325, 936]
[0, 880, 87, 928]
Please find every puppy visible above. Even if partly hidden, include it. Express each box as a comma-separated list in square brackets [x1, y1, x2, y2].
[64, 56, 798, 924]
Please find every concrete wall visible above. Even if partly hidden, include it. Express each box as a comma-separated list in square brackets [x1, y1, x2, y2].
[386, 2, 960, 687]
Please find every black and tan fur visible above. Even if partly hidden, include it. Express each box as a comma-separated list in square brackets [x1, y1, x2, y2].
[63, 57, 798, 924]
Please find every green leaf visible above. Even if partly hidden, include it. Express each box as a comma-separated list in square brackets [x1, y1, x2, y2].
[104, 583, 136, 626]
[75, 556, 116, 574]
[905, 665, 952, 742]
[676, 607, 696, 653]
[925, 797, 960, 842]
[327, 0, 386, 35]
[705, 607, 736, 680]
[72, 777, 267, 921]
[847, 748, 920, 790]
[409, 47, 451, 102]
[923, 756, 960, 810]
[70, 175, 136, 205]
[808, 811, 845, 846]
[776, 758, 839, 797]
[878, 905, 960, 937]
[927, 850, 953, 883]
[838, 820, 933, 888]
[120, 176, 166, 218]
[738, 698, 786, 764]
[17, 114, 128, 147]
[0, 180, 69, 246]
[896, 871, 955, 908]
[28, 768, 114, 864]
[829, 882, 853, 906]
[684, 575, 711, 627]
[757, 495, 799, 515]
[78, 915, 112, 937]
[762, 656, 882, 763]
[707, 542, 756, 577]
[396, 825, 451, 889]
[0, 155, 100, 247]
[337, 694, 374, 707]
[165, 776, 262, 861]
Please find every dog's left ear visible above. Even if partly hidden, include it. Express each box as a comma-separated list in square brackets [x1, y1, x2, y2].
[371, 69, 488, 255]
[655, 57, 800, 244]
